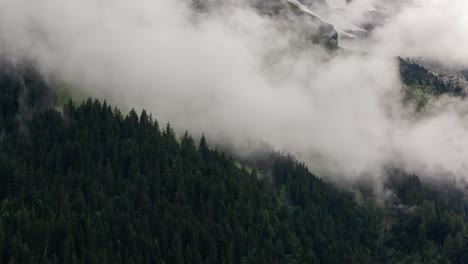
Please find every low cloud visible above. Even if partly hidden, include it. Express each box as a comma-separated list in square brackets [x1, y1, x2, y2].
[1, 0, 468, 186]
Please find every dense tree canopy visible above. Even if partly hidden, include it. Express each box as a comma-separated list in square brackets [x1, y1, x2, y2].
[399, 58, 464, 110]
[0, 61, 467, 263]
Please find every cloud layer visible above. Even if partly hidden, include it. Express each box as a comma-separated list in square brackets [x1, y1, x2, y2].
[1, 0, 468, 185]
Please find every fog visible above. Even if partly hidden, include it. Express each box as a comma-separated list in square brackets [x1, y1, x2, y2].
[1, 0, 468, 186]
[346, 0, 468, 67]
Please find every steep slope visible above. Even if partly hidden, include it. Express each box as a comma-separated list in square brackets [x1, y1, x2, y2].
[2, 60, 468, 263]
[0, 59, 55, 132]
[0, 66, 380, 263]
[192, 0, 340, 48]
[399, 58, 465, 110]
[290, 0, 367, 38]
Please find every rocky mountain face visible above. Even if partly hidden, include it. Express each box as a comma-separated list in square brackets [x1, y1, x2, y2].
[191, 0, 340, 47]
[438, 73, 468, 93]
[302, 0, 331, 14]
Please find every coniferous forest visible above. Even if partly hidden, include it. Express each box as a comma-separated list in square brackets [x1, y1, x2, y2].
[1, 62, 468, 263]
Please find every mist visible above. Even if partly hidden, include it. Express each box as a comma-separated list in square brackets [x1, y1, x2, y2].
[1, 0, 468, 186]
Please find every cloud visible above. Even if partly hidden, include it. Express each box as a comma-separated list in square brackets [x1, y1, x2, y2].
[343, 0, 468, 67]
[1, 0, 468, 185]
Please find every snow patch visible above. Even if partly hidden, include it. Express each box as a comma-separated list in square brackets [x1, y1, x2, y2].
[287, 0, 364, 38]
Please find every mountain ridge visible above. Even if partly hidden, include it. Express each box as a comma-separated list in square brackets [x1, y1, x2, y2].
[1, 57, 468, 263]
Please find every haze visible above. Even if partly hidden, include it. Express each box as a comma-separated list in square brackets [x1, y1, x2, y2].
[1, 0, 468, 186]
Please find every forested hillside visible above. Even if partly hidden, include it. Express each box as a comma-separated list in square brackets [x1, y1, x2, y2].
[1, 62, 468, 263]
[399, 58, 464, 109]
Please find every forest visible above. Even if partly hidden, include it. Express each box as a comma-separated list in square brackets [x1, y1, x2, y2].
[399, 58, 464, 110]
[1, 61, 468, 263]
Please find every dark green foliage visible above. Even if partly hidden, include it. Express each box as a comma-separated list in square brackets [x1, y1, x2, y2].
[0, 95, 385, 263]
[0, 59, 55, 132]
[400, 58, 462, 96]
[399, 58, 463, 110]
[382, 172, 468, 263]
[1, 62, 468, 263]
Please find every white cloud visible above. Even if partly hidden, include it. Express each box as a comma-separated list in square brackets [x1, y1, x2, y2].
[1, 0, 468, 185]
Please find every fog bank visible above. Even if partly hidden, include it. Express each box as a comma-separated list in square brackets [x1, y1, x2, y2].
[1, 0, 468, 185]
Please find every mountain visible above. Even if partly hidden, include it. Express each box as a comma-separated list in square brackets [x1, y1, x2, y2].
[399, 58, 465, 110]
[0, 61, 381, 263]
[1, 59, 468, 263]
[0, 59, 56, 133]
[261, 0, 467, 109]
[0, 2, 467, 264]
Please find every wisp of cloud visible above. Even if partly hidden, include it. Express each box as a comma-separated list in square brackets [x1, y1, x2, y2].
[1, 0, 468, 187]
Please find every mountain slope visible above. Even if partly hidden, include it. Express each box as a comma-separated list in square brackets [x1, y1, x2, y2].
[399, 58, 465, 110]
[0, 74, 380, 263]
[2, 59, 468, 263]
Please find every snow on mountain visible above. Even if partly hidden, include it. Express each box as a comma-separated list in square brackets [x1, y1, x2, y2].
[288, 0, 328, 23]
[288, 0, 367, 38]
